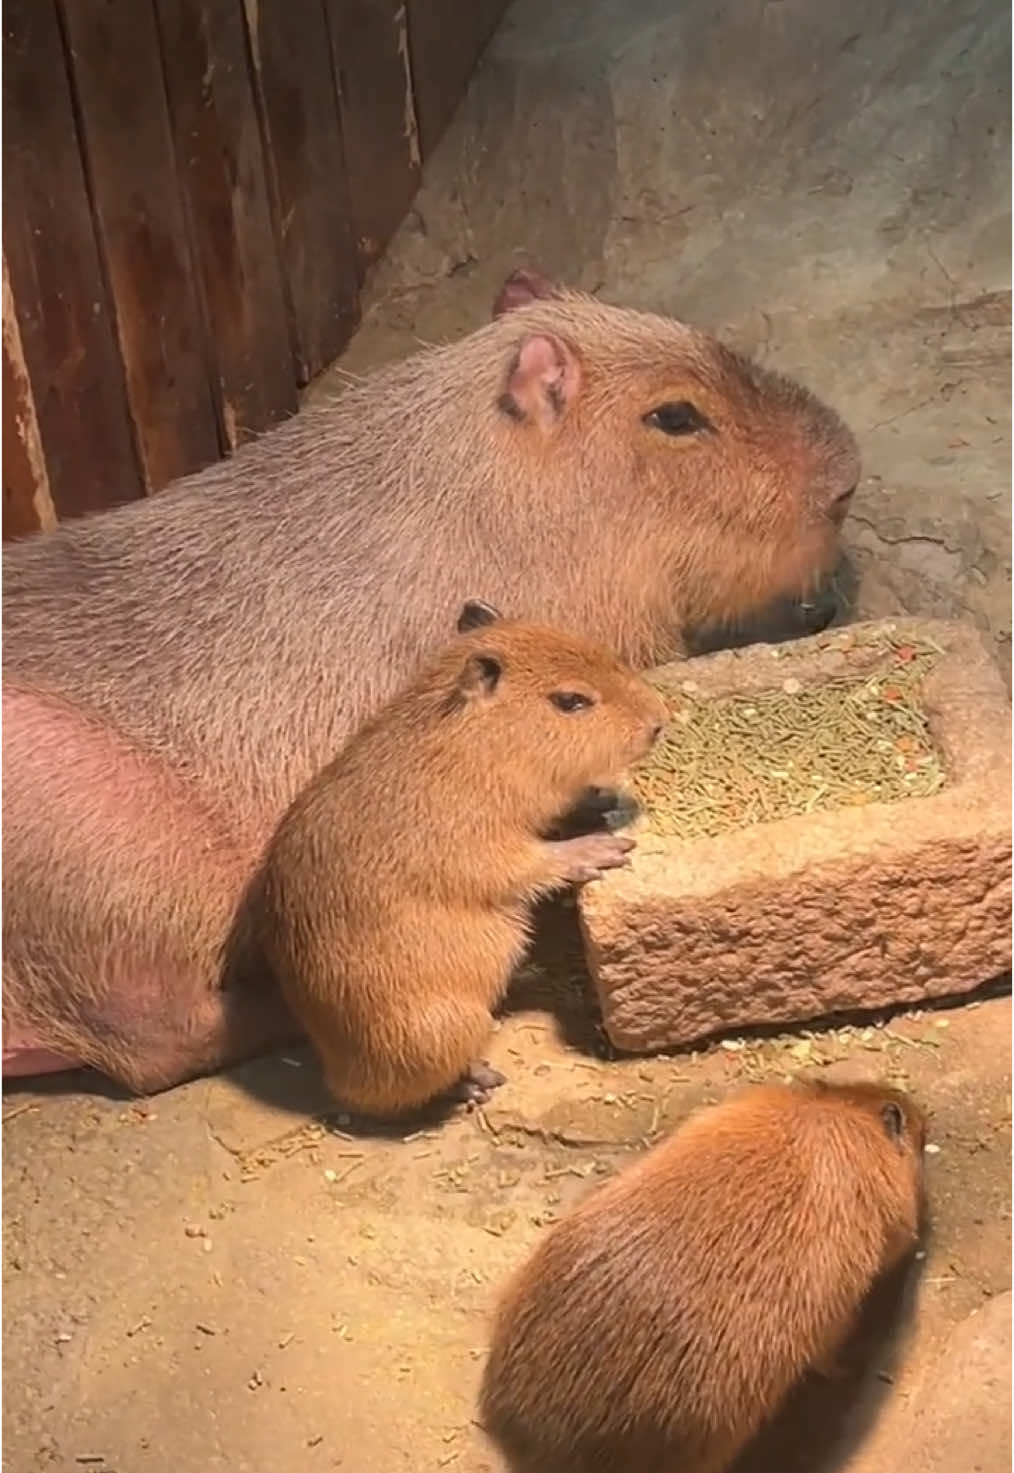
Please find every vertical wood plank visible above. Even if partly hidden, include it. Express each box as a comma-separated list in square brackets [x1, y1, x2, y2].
[404, 0, 508, 161]
[2, 0, 143, 521]
[3, 257, 58, 541]
[154, 0, 298, 451]
[325, 0, 421, 273]
[242, 0, 360, 384]
[58, 0, 221, 490]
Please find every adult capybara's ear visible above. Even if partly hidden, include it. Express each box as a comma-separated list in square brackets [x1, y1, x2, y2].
[457, 599, 503, 634]
[492, 268, 561, 318]
[498, 334, 581, 429]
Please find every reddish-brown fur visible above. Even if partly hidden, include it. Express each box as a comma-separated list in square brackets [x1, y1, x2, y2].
[1, 271, 859, 1091]
[480, 1079, 926, 1473]
[236, 617, 667, 1116]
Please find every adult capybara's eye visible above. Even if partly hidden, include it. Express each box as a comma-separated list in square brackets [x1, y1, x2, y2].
[644, 401, 712, 436]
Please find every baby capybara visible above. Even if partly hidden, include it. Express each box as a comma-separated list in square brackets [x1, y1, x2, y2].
[3, 269, 859, 1090]
[481, 1079, 926, 1473]
[240, 603, 667, 1115]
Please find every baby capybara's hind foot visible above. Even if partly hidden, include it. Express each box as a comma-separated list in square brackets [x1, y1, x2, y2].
[448, 1059, 507, 1109]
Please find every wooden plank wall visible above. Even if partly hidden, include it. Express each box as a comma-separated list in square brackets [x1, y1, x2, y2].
[2, 0, 509, 541]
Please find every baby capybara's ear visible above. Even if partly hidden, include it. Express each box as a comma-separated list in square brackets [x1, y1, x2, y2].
[492, 267, 560, 318]
[453, 651, 504, 705]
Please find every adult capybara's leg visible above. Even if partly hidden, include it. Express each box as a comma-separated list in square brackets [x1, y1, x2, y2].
[2, 682, 300, 1092]
[4, 942, 301, 1093]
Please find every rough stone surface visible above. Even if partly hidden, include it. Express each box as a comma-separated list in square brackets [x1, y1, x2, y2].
[580, 618, 1012, 1053]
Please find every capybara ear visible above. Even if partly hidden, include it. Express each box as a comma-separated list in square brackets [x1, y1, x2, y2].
[455, 651, 503, 702]
[500, 335, 581, 429]
[492, 268, 559, 318]
[457, 599, 503, 633]
[880, 1100, 906, 1145]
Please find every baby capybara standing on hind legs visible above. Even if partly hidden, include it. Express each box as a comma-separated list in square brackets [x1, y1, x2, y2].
[236, 603, 667, 1116]
[3, 269, 860, 1092]
[480, 1079, 927, 1473]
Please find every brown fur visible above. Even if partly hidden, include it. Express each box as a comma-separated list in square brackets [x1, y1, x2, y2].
[1, 271, 859, 1090]
[236, 618, 667, 1116]
[480, 1078, 926, 1473]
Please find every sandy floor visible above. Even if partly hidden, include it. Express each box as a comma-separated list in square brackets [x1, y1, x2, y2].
[3, 0, 1010, 1469]
[3, 954, 1010, 1472]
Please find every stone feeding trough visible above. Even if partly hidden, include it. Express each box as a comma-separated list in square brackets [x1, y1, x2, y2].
[578, 618, 1012, 1054]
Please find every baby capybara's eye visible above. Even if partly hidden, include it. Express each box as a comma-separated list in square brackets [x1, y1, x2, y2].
[643, 401, 712, 436]
[550, 691, 593, 713]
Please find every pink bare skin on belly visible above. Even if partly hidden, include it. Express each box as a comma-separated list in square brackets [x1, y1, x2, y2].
[2, 680, 298, 1094]
[3, 1034, 80, 1077]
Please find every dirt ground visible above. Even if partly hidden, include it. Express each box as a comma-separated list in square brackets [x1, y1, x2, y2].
[3, 0, 1011, 1469]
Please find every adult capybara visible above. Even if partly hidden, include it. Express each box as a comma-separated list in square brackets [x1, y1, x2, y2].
[480, 1079, 927, 1473]
[238, 602, 666, 1116]
[2, 270, 859, 1091]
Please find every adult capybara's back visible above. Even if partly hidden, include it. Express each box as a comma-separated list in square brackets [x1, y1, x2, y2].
[2, 270, 860, 1091]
